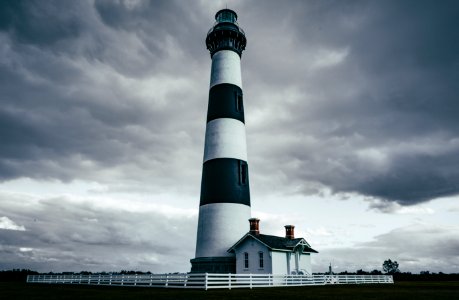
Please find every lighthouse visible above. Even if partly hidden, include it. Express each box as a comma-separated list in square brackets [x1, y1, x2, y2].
[190, 9, 250, 273]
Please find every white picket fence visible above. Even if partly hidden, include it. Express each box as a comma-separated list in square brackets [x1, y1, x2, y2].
[27, 273, 393, 289]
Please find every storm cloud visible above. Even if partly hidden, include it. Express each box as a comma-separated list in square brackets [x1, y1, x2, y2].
[241, 0, 459, 205]
[1, 0, 458, 205]
[1, 0, 459, 273]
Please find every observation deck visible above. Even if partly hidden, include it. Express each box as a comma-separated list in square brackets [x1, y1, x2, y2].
[206, 9, 247, 57]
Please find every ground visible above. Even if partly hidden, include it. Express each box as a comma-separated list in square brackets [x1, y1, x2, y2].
[1, 281, 458, 299]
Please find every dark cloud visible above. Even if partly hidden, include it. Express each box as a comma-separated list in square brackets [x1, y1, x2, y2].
[1, 0, 458, 274]
[242, 0, 459, 205]
[93, 0, 211, 77]
[0, 0, 82, 46]
[1, 0, 459, 208]
[0, 0, 206, 194]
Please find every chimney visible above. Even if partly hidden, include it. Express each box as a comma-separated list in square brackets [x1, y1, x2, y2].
[249, 218, 260, 235]
[285, 225, 295, 239]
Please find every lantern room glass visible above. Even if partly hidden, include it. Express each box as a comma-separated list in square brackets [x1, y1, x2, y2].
[216, 10, 236, 23]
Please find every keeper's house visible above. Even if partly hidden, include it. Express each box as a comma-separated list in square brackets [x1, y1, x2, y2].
[228, 218, 318, 275]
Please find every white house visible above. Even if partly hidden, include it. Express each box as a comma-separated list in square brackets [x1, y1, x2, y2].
[227, 218, 318, 275]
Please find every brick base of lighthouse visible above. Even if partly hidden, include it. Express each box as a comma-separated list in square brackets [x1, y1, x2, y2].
[190, 257, 236, 273]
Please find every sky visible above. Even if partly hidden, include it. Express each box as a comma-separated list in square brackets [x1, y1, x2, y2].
[1, 0, 459, 274]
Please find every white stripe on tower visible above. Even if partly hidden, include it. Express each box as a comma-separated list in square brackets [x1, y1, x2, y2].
[203, 118, 247, 163]
[210, 50, 242, 89]
[195, 203, 251, 257]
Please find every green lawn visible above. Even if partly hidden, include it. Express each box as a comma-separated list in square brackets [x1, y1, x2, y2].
[1, 281, 458, 300]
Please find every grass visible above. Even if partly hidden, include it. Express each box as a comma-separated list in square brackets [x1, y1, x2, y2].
[1, 281, 458, 300]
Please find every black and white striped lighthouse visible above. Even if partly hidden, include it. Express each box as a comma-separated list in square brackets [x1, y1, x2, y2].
[190, 9, 249, 273]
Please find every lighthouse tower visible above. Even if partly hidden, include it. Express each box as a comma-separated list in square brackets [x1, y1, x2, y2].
[190, 9, 250, 273]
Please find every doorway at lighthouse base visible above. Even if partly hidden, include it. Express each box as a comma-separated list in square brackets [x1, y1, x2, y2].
[190, 257, 236, 273]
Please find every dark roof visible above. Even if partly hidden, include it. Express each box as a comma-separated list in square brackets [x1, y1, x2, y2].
[228, 233, 319, 254]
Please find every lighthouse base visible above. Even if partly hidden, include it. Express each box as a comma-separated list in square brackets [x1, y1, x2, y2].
[190, 257, 236, 273]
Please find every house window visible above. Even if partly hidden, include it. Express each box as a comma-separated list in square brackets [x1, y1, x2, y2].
[259, 252, 264, 269]
[236, 93, 243, 112]
[244, 252, 249, 269]
[239, 161, 247, 185]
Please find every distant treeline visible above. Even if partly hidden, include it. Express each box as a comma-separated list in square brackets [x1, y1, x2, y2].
[314, 269, 459, 281]
[2, 269, 459, 282]
[0, 269, 39, 282]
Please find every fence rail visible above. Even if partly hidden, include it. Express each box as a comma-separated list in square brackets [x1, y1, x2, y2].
[27, 273, 393, 289]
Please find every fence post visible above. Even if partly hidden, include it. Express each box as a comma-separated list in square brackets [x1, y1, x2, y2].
[205, 273, 208, 290]
[250, 274, 252, 289]
[165, 274, 169, 287]
[149, 274, 153, 286]
[228, 273, 231, 290]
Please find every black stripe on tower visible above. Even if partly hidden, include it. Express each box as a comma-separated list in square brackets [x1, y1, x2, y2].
[207, 84, 244, 123]
[200, 7, 249, 210]
[200, 158, 250, 206]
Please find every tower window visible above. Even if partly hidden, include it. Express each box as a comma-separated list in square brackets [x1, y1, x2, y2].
[244, 252, 249, 269]
[236, 93, 243, 112]
[259, 252, 264, 269]
[239, 161, 247, 185]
